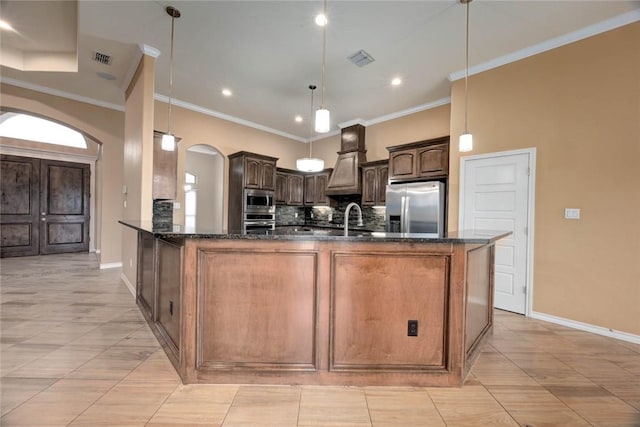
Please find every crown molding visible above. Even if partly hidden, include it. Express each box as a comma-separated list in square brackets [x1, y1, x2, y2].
[0, 77, 125, 112]
[337, 118, 366, 129]
[366, 97, 451, 127]
[449, 9, 640, 82]
[138, 43, 161, 58]
[154, 94, 307, 143]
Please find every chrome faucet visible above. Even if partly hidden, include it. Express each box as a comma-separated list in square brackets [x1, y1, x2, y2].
[343, 202, 364, 236]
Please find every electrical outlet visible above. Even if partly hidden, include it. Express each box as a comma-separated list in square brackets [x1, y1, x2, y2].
[408, 320, 418, 337]
[565, 208, 580, 220]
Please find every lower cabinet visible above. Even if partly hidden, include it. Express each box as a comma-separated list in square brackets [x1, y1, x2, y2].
[156, 239, 182, 355]
[137, 232, 155, 319]
[136, 233, 183, 366]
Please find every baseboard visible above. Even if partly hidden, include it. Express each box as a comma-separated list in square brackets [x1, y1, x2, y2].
[530, 311, 640, 344]
[120, 272, 136, 298]
[99, 262, 122, 270]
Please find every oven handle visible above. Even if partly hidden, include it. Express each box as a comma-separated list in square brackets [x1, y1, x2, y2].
[244, 221, 275, 226]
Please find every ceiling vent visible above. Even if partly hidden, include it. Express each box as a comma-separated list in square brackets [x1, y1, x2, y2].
[92, 51, 112, 66]
[348, 50, 375, 67]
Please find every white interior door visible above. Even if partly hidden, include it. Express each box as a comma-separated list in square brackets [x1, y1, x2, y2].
[460, 150, 534, 314]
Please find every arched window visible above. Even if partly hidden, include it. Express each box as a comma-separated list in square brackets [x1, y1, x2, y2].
[0, 112, 87, 149]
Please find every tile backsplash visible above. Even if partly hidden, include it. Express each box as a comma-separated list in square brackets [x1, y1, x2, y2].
[276, 196, 386, 232]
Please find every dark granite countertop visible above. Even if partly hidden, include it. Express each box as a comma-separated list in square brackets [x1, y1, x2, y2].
[120, 220, 511, 244]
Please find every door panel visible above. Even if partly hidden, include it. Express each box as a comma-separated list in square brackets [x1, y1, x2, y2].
[462, 152, 531, 314]
[0, 155, 40, 257]
[40, 159, 90, 254]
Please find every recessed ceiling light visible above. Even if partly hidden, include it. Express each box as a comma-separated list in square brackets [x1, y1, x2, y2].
[222, 88, 232, 97]
[295, 115, 303, 123]
[391, 77, 402, 86]
[315, 13, 327, 27]
[0, 20, 15, 32]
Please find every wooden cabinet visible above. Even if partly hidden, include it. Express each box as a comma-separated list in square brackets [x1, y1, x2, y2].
[387, 136, 449, 182]
[242, 155, 276, 191]
[228, 151, 279, 231]
[361, 160, 388, 206]
[304, 170, 332, 206]
[152, 131, 179, 200]
[276, 169, 304, 206]
[155, 238, 182, 357]
[135, 232, 183, 370]
[137, 232, 156, 320]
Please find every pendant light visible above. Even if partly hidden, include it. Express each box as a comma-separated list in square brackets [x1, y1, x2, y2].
[297, 85, 325, 172]
[315, 0, 330, 133]
[161, 6, 180, 151]
[459, 0, 473, 153]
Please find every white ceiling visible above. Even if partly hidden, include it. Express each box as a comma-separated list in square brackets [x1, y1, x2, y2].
[1, 1, 639, 141]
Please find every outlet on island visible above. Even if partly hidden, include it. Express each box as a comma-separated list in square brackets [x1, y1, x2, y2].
[408, 319, 418, 337]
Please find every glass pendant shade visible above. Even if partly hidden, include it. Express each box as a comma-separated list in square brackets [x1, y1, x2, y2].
[161, 133, 176, 151]
[459, 133, 473, 152]
[315, 108, 330, 133]
[296, 157, 325, 172]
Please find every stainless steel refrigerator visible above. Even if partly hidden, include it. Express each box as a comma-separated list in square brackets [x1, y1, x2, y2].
[385, 181, 445, 235]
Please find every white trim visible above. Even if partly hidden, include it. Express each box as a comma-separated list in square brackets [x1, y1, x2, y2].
[337, 118, 366, 129]
[0, 144, 99, 254]
[531, 311, 640, 345]
[154, 94, 308, 143]
[0, 144, 96, 163]
[120, 272, 136, 298]
[100, 262, 122, 270]
[138, 44, 160, 58]
[366, 97, 451, 126]
[459, 148, 537, 316]
[449, 10, 640, 82]
[0, 77, 125, 112]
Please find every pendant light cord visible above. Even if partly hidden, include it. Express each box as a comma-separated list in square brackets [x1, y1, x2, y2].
[463, 0, 469, 134]
[320, 0, 327, 109]
[309, 86, 315, 157]
[168, 12, 176, 135]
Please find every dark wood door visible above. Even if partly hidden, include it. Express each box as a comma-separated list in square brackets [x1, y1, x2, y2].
[39, 159, 90, 254]
[0, 155, 40, 257]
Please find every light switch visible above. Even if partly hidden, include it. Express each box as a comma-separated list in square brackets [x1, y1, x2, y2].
[173, 202, 181, 209]
[565, 208, 580, 220]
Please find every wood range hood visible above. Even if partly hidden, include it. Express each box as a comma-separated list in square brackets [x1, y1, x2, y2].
[325, 124, 367, 196]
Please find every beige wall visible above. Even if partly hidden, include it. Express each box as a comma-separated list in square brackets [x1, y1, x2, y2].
[154, 102, 309, 228]
[311, 105, 452, 165]
[0, 83, 124, 265]
[448, 23, 640, 335]
[121, 55, 156, 284]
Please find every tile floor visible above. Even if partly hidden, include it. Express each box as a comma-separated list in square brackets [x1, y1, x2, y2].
[1, 252, 639, 426]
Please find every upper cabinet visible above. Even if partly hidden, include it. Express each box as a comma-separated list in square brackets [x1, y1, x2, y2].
[228, 151, 279, 231]
[152, 131, 179, 200]
[361, 160, 388, 207]
[304, 169, 332, 206]
[276, 169, 304, 206]
[387, 136, 449, 182]
[242, 154, 276, 191]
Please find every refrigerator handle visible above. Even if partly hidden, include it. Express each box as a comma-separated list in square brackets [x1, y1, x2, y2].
[403, 196, 410, 233]
[400, 196, 406, 233]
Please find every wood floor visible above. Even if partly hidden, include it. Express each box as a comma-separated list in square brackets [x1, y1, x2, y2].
[1, 253, 639, 426]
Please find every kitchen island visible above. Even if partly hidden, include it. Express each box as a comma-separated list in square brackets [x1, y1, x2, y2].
[120, 221, 509, 387]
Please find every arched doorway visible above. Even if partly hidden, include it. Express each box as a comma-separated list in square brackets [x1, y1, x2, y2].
[184, 144, 223, 231]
